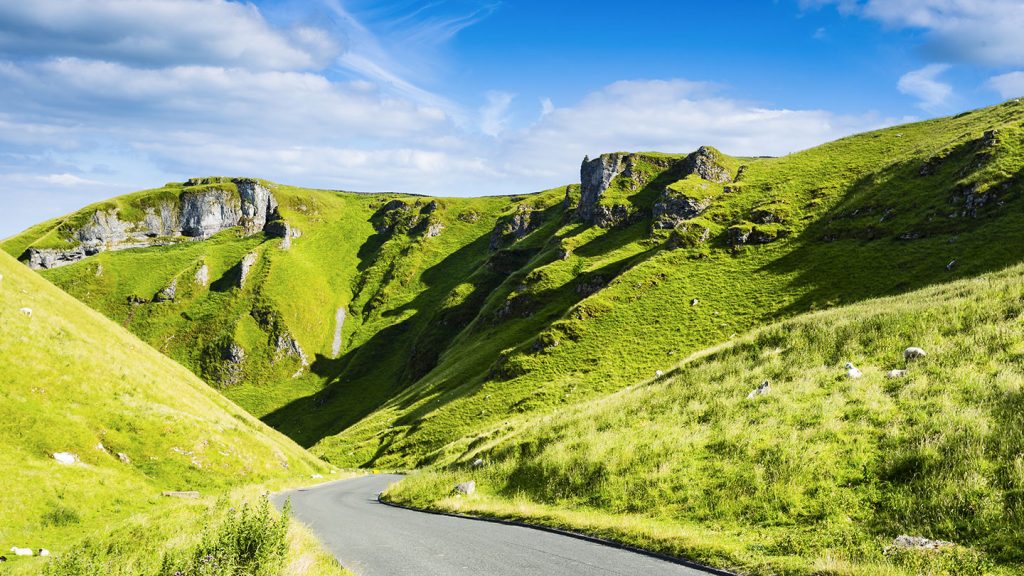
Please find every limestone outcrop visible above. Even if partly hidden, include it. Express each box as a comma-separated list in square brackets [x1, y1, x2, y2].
[24, 178, 284, 269]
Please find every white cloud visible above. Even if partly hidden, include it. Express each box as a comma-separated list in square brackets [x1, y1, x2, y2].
[809, 0, 1024, 67]
[480, 91, 515, 137]
[0, 0, 324, 70]
[988, 71, 1024, 98]
[38, 173, 100, 186]
[540, 98, 555, 117]
[897, 64, 953, 111]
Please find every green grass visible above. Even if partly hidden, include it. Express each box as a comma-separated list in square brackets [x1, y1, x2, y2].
[386, 260, 1024, 575]
[4, 99, 1024, 482]
[0, 250, 348, 574]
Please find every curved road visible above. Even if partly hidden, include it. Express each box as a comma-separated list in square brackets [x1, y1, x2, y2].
[273, 474, 718, 576]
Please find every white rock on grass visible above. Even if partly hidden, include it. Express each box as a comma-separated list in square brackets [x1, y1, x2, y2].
[52, 452, 79, 465]
[886, 369, 908, 379]
[888, 535, 953, 552]
[747, 380, 770, 399]
[845, 363, 863, 379]
[311, 473, 324, 479]
[471, 458, 485, 469]
[117, 452, 131, 464]
[904, 347, 927, 361]
[655, 370, 664, 377]
[452, 481, 476, 496]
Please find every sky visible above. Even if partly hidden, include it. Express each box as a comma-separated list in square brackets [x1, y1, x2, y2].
[2, 0, 1024, 238]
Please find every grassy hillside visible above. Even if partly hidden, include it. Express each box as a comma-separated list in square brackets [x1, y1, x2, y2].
[387, 261, 1024, 575]
[4, 99, 1024, 474]
[0, 250, 345, 574]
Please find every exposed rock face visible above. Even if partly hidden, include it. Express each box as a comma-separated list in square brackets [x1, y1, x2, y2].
[452, 480, 476, 496]
[652, 194, 711, 229]
[332, 308, 346, 358]
[194, 264, 209, 287]
[238, 252, 259, 288]
[684, 146, 733, 184]
[425, 222, 445, 238]
[578, 153, 631, 222]
[276, 332, 309, 377]
[153, 278, 177, 303]
[222, 342, 245, 387]
[728, 225, 783, 246]
[490, 205, 542, 250]
[25, 178, 283, 270]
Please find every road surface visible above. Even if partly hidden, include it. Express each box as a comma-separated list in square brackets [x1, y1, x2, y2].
[273, 474, 720, 576]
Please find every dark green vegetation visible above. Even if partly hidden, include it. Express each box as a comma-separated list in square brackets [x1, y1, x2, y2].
[388, 262, 1024, 574]
[0, 250, 346, 574]
[6, 98, 1024, 573]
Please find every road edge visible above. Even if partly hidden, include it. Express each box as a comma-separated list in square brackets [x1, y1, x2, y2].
[376, 493, 738, 576]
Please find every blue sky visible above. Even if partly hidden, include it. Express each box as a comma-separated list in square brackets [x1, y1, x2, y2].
[2, 0, 1023, 237]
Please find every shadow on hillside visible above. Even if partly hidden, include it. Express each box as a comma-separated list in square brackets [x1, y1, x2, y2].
[261, 199, 667, 455]
[762, 144, 1024, 320]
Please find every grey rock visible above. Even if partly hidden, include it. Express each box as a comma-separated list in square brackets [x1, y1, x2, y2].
[683, 146, 733, 184]
[946, 259, 957, 271]
[180, 188, 242, 238]
[904, 347, 927, 361]
[491, 205, 541, 249]
[452, 480, 476, 496]
[194, 264, 209, 287]
[470, 458, 485, 469]
[747, 380, 770, 399]
[652, 193, 711, 229]
[235, 178, 279, 234]
[116, 452, 131, 464]
[886, 369, 908, 379]
[276, 332, 309, 377]
[332, 308, 346, 358]
[154, 278, 177, 303]
[888, 535, 953, 552]
[238, 252, 258, 288]
[222, 343, 246, 386]
[579, 153, 631, 222]
[426, 222, 445, 238]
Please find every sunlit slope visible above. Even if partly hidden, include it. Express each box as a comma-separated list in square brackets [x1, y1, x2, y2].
[4, 99, 1024, 472]
[0, 250, 327, 554]
[389, 262, 1024, 575]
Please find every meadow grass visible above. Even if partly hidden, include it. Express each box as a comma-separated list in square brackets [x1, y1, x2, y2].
[386, 261, 1024, 575]
[0, 250, 348, 574]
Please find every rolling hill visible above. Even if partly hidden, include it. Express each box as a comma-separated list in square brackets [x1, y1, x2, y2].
[0, 249, 343, 574]
[4, 98, 1024, 479]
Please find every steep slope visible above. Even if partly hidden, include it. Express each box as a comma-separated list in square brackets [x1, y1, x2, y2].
[0, 249, 331, 567]
[5, 99, 1024, 471]
[387, 262, 1024, 575]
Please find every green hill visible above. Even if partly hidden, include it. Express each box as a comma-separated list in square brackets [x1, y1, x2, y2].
[387, 261, 1024, 575]
[4, 98, 1024, 478]
[0, 250, 343, 574]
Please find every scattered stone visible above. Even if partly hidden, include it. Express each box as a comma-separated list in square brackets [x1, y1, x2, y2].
[95, 442, 107, 453]
[845, 363, 863, 379]
[747, 380, 770, 399]
[426, 222, 445, 238]
[691, 298, 699, 306]
[452, 481, 476, 496]
[221, 342, 245, 387]
[161, 491, 200, 499]
[52, 452, 78, 465]
[311, 473, 324, 479]
[117, 452, 131, 464]
[888, 535, 954, 553]
[946, 259, 957, 271]
[95, 264, 103, 277]
[904, 347, 927, 361]
[19, 307, 32, 317]
[655, 370, 664, 378]
[886, 369, 908, 379]
[194, 264, 209, 287]
[154, 278, 177, 302]
[471, 458, 485, 469]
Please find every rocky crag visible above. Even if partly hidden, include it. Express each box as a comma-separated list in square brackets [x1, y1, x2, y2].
[25, 177, 285, 269]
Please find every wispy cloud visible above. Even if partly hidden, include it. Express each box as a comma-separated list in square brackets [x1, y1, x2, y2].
[897, 63, 953, 111]
[480, 91, 515, 137]
[988, 71, 1024, 99]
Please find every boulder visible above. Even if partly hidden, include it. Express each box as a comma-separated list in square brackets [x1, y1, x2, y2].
[194, 264, 209, 287]
[652, 192, 711, 229]
[117, 452, 131, 464]
[747, 380, 770, 399]
[578, 153, 631, 222]
[845, 363, 863, 379]
[683, 146, 733, 184]
[452, 480, 476, 496]
[52, 452, 78, 465]
[471, 458, 485, 469]
[888, 535, 953, 552]
[153, 278, 178, 303]
[886, 369, 908, 379]
[904, 347, 927, 361]
[490, 205, 541, 250]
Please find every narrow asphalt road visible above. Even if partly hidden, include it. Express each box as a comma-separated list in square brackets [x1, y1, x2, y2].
[273, 474, 719, 576]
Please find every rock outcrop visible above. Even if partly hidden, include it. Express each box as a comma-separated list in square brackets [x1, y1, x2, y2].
[238, 252, 259, 288]
[332, 308, 346, 358]
[25, 178, 284, 270]
[652, 193, 712, 230]
[578, 153, 632, 222]
[490, 204, 542, 250]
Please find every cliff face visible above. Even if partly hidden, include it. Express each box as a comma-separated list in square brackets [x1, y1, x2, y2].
[578, 153, 631, 222]
[25, 178, 282, 269]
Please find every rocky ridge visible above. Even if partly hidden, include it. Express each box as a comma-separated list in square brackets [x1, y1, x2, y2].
[25, 178, 286, 269]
